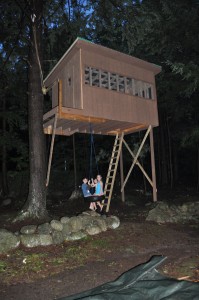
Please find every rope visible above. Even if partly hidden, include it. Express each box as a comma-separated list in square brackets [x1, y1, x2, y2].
[89, 123, 99, 179]
[31, 13, 47, 95]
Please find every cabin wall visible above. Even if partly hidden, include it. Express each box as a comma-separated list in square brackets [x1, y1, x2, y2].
[80, 49, 159, 126]
[52, 81, 58, 108]
[45, 49, 82, 109]
[82, 86, 158, 126]
[61, 50, 82, 109]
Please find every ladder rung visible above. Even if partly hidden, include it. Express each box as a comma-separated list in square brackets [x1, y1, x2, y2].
[112, 150, 119, 154]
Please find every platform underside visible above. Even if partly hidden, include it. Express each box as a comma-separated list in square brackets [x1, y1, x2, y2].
[43, 107, 149, 136]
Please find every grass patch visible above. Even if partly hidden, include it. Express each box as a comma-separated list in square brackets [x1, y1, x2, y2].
[0, 260, 7, 272]
[88, 238, 110, 249]
[0, 231, 122, 285]
[0, 238, 110, 285]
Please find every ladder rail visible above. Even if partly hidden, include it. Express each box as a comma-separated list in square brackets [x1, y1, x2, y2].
[104, 133, 124, 212]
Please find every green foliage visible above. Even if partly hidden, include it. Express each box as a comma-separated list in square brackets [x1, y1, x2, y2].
[0, 260, 7, 273]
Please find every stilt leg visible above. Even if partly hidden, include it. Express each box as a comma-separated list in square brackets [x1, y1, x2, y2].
[46, 114, 58, 187]
[120, 147, 125, 202]
[149, 127, 157, 202]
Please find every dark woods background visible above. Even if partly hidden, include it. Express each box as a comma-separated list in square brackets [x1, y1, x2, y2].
[1, 0, 199, 202]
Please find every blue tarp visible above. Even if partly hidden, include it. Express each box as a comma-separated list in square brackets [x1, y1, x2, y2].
[59, 256, 199, 300]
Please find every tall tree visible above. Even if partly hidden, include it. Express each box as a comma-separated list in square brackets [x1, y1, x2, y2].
[0, 0, 29, 197]
[16, 0, 47, 220]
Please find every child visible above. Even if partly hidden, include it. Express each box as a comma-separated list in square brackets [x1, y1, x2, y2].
[95, 175, 104, 195]
[91, 175, 104, 211]
[81, 178, 97, 211]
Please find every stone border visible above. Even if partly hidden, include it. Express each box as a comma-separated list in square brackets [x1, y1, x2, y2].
[0, 211, 120, 253]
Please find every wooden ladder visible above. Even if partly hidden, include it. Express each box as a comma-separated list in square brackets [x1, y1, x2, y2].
[104, 133, 124, 212]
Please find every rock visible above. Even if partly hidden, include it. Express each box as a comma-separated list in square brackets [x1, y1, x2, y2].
[1, 198, 12, 206]
[64, 231, 87, 241]
[106, 216, 120, 229]
[37, 223, 52, 234]
[20, 225, 37, 235]
[52, 231, 64, 244]
[50, 220, 63, 231]
[146, 201, 199, 223]
[60, 216, 70, 224]
[69, 189, 82, 200]
[86, 225, 102, 235]
[62, 223, 72, 236]
[125, 201, 136, 207]
[0, 229, 20, 253]
[94, 217, 107, 232]
[78, 215, 94, 228]
[20, 234, 53, 247]
[82, 210, 101, 217]
[146, 203, 172, 223]
[68, 216, 83, 232]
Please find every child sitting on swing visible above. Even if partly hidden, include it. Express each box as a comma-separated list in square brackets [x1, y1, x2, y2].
[91, 175, 104, 211]
[81, 178, 97, 211]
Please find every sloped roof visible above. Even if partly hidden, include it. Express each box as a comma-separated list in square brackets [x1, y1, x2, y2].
[44, 37, 161, 83]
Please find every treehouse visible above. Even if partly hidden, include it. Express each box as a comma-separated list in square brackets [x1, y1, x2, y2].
[43, 38, 161, 211]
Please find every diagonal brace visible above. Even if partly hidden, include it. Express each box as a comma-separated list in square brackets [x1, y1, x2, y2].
[121, 125, 151, 192]
[122, 139, 153, 187]
[46, 113, 58, 187]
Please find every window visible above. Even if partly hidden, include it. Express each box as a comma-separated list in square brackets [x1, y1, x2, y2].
[84, 66, 154, 100]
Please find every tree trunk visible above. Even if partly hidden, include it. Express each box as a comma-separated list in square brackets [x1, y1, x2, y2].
[160, 115, 168, 185]
[197, 146, 199, 191]
[173, 142, 179, 184]
[15, 0, 47, 221]
[1, 93, 9, 196]
[166, 116, 173, 189]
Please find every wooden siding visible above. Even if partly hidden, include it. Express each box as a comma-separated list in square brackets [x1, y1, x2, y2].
[82, 85, 158, 126]
[52, 81, 58, 108]
[81, 49, 154, 84]
[62, 50, 82, 109]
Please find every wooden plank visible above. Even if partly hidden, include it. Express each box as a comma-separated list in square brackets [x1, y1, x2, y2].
[58, 79, 62, 116]
[120, 147, 125, 202]
[149, 126, 157, 202]
[59, 112, 106, 123]
[46, 114, 58, 186]
[44, 127, 78, 136]
[43, 107, 58, 121]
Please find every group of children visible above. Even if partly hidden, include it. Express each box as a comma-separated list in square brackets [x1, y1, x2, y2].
[82, 175, 104, 211]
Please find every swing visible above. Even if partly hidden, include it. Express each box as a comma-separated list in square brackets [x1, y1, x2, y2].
[84, 195, 105, 203]
[83, 124, 105, 203]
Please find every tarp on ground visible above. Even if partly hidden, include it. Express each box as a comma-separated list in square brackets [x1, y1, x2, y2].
[59, 256, 199, 300]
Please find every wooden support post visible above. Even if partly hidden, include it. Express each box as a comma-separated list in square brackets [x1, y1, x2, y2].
[149, 126, 157, 202]
[73, 134, 77, 190]
[120, 145, 125, 202]
[46, 113, 58, 187]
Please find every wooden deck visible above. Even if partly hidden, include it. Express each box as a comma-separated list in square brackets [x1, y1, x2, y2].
[43, 106, 147, 136]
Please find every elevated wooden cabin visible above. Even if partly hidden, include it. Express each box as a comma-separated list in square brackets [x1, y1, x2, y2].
[43, 38, 161, 209]
[43, 38, 161, 136]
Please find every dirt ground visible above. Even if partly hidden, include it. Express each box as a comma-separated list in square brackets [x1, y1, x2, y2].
[0, 194, 198, 300]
